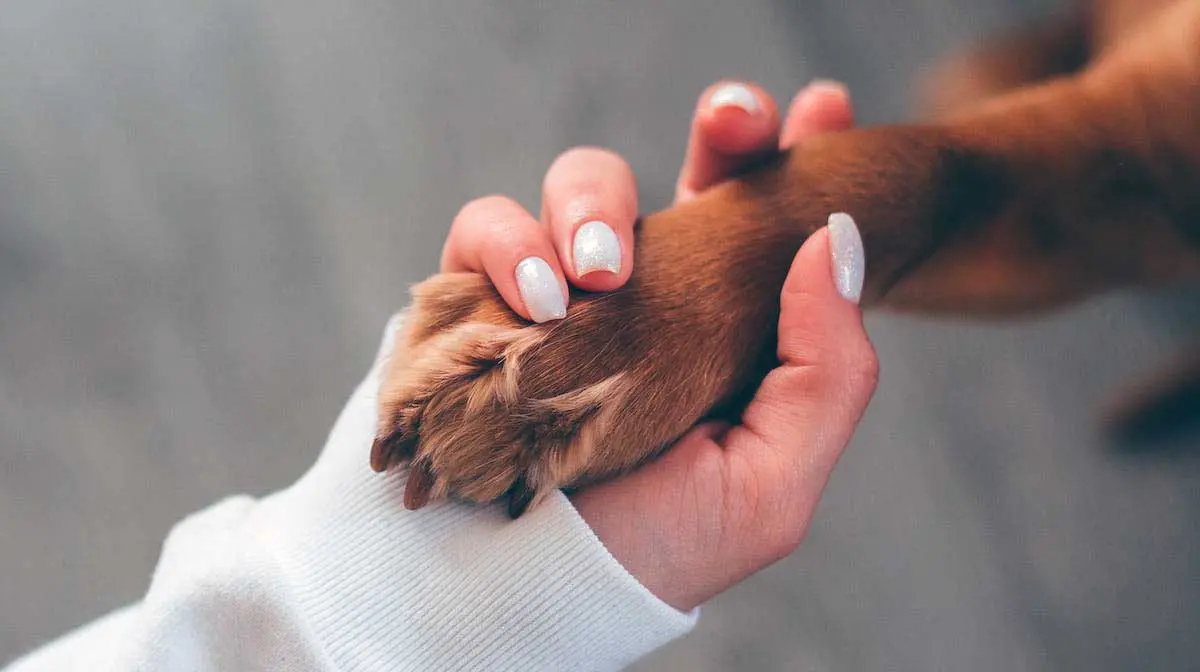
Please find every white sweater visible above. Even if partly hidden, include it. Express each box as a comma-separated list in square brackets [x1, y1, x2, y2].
[7, 315, 697, 671]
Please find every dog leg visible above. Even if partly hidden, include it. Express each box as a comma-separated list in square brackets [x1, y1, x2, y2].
[376, 3, 1200, 514]
[921, 7, 1091, 118]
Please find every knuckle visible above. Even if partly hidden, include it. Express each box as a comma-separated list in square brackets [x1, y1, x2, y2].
[844, 341, 880, 395]
[443, 196, 538, 273]
[452, 196, 538, 248]
[453, 194, 520, 227]
[546, 147, 635, 203]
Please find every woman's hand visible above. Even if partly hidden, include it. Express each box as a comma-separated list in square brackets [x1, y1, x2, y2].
[438, 79, 854, 321]
[439, 79, 876, 611]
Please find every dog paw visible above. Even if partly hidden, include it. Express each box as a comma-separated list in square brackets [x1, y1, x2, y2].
[372, 272, 658, 516]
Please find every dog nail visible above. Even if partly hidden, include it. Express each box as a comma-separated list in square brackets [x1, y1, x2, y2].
[516, 256, 567, 322]
[403, 463, 436, 510]
[573, 221, 622, 277]
[508, 479, 536, 518]
[369, 435, 393, 473]
[710, 82, 759, 114]
[828, 212, 865, 303]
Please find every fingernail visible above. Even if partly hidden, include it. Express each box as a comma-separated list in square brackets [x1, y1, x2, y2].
[794, 79, 849, 115]
[806, 78, 848, 97]
[827, 212, 865, 303]
[572, 221, 622, 277]
[515, 256, 567, 322]
[710, 82, 760, 114]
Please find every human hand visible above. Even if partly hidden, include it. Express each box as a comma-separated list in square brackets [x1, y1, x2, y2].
[438, 80, 855, 322]
[437, 79, 875, 611]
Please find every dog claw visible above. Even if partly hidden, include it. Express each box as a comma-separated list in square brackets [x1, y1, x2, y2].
[403, 461, 436, 510]
[370, 430, 412, 473]
[507, 479, 536, 519]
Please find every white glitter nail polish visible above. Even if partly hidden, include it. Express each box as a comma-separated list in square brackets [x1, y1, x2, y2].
[710, 82, 760, 114]
[828, 212, 865, 304]
[573, 221, 622, 277]
[515, 257, 567, 323]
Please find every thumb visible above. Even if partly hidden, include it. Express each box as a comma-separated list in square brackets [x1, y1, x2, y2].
[729, 213, 878, 483]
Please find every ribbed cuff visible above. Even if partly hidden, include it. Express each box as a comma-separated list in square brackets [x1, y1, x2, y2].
[245, 314, 697, 671]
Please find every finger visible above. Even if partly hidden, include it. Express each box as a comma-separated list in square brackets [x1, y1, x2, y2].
[440, 195, 569, 323]
[541, 147, 638, 291]
[675, 81, 781, 203]
[780, 79, 855, 149]
[723, 212, 877, 507]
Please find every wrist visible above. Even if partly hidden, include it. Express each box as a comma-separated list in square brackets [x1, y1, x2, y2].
[571, 476, 715, 612]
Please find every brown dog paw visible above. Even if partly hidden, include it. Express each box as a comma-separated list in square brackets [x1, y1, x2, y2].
[371, 272, 689, 516]
[365, 134, 983, 516]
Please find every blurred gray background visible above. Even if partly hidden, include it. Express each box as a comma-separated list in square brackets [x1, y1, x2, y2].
[2, 0, 1198, 669]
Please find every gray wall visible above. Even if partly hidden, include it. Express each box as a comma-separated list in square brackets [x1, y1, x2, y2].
[2, 1, 1197, 669]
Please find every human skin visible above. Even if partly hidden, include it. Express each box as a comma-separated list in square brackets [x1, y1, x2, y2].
[433, 80, 877, 610]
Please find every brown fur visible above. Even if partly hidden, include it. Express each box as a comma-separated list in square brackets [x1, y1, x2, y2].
[374, 0, 1200, 515]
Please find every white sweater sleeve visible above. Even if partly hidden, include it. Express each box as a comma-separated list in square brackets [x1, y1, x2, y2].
[6, 315, 698, 672]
